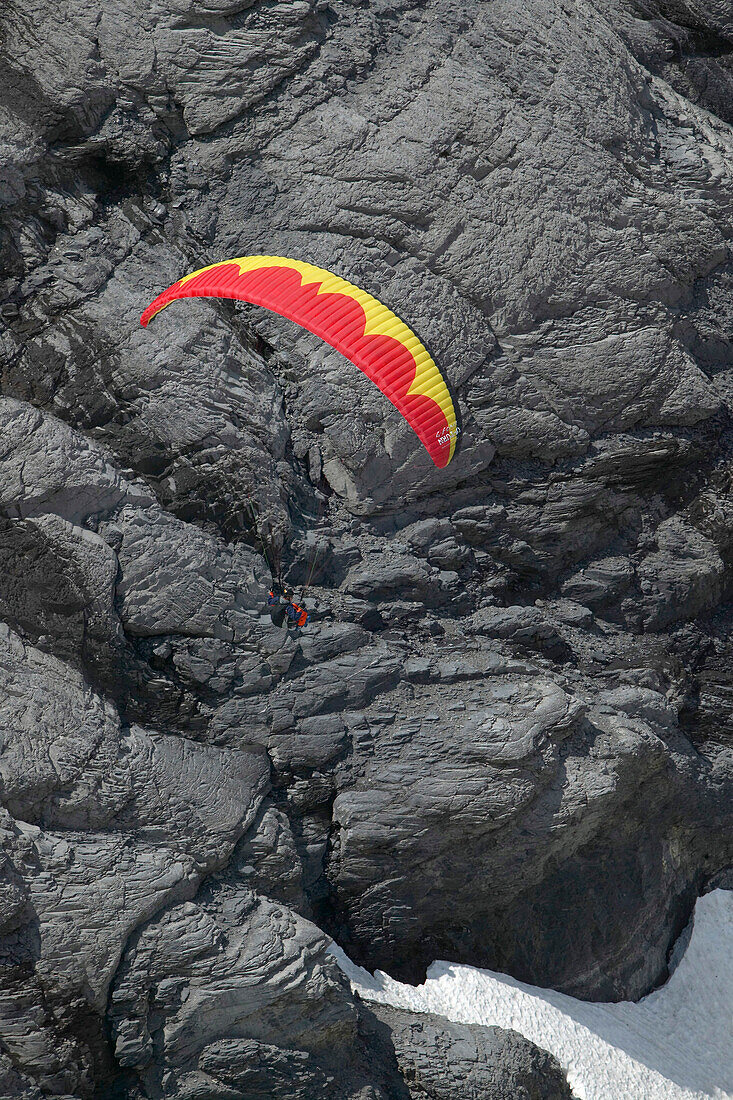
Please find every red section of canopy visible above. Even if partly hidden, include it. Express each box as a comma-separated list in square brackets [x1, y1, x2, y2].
[141, 262, 451, 467]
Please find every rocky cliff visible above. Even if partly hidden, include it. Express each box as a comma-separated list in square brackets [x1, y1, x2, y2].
[0, 0, 732, 1096]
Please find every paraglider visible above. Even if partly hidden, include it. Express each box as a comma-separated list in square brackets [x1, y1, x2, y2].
[140, 255, 458, 468]
[267, 582, 309, 637]
[285, 598, 309, 637]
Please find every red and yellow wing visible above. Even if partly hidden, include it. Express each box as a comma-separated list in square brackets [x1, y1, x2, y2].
[140, 256, 457, 467]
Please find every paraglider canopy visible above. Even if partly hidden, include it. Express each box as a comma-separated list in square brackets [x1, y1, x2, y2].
[141, 255, 458, 468]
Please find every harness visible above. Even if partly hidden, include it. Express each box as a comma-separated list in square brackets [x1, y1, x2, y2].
[286, 602, 309, 627]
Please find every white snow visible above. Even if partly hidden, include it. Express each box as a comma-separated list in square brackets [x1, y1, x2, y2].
[331, 889, 733, 1100]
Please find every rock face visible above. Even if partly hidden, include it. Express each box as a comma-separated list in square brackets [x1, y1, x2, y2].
[367, 1005, 576, 1100]
[1, 0, 732, 1096]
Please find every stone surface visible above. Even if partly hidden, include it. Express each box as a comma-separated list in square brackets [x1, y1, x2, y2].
[1, 0, 733, 1095]
[368, 1004, 576, 1100]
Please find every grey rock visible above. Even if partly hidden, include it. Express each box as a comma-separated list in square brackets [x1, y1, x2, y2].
[2, 0, 733, 1095]
[543, 599, 595, 629]
[471, 604, 570, 658]
[268, 713, 348, 773]
[404, 519, 455, 551]
[369, 1004, 576, 1100]
[344, 555, 435, 603]
[232, 803, 307, 912]
[298, 621, 371, 665]
[561, 556, 635, 612]
[0, 625, 269, 857]
[0, 1055, 43, 1100]
[108, 881, 406, 1100]
[636, 515, 725, 631]
[325, 670, 730, 997]
[427, 536, 473, 570]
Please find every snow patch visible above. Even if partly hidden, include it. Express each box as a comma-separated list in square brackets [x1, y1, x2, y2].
[331, 889, 733, 1100]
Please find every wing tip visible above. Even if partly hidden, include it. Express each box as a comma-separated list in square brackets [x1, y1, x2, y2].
[140, 298, 168, 327]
